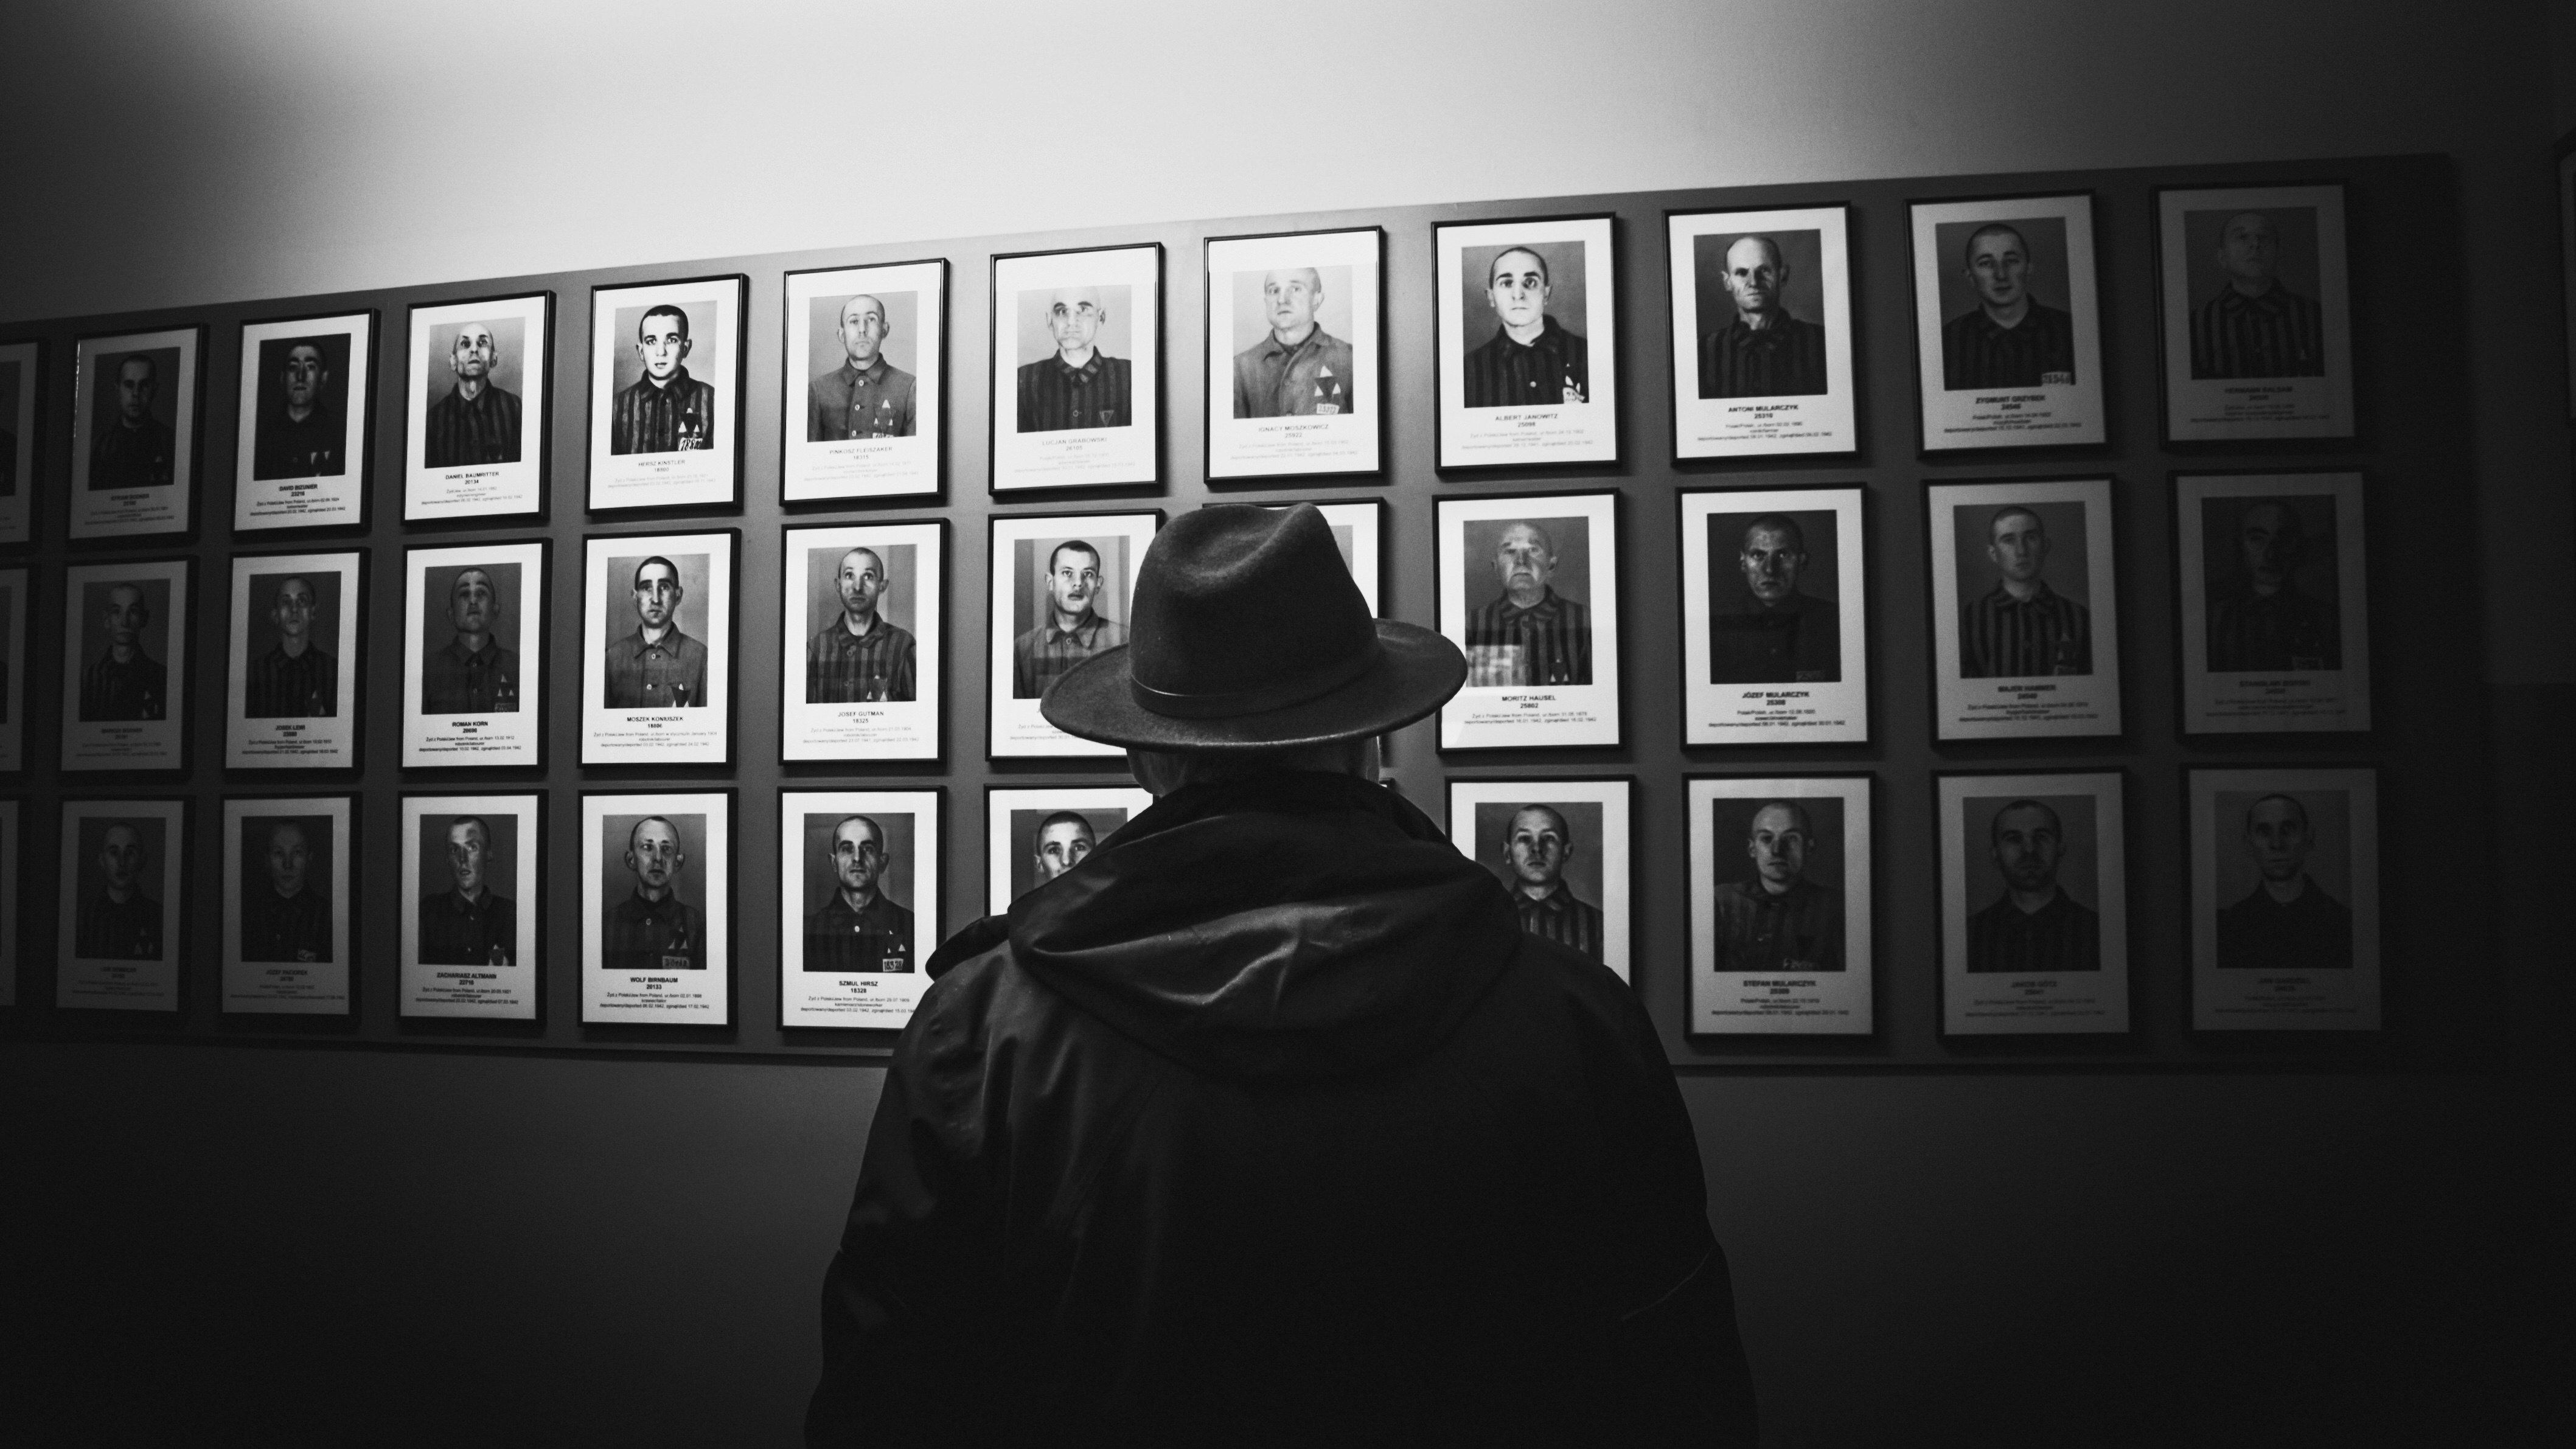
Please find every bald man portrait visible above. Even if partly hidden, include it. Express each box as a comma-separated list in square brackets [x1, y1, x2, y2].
[1464, 521, 1592, 687]
[603, 556, 709, 709]
[1013, 541, 1127, 700]
[1018, 287, 1132, 432]
[1941, 223, 2077, 391]
[611, 305, 716, 454]
[1960, 506, 2091, 678]
[80, 583, 167, 722]
[2190, 210, 2325, 380]
[89, 353, 176, 490]
[804, 815, 916, 975]
[1497, 805, 1605, 964]
[420, 815, 516, 967]
[243, 575, 336, 718]
[1711, 801, 1843, 972]
[1699, 235, 1827, 398]
[1463, 246, 1589, 408]
[602, 816, 705, 972]
[806, 546, 918, 704]
[1029, 811, 1098, 890]
[253, 338, 343, 479]
[1233, 268, 1355, 419]
[240, 820, 330, 964]
[2216, 794, 2353, 971]
[421, 320, 523, 468]
[77, 822, 163, 961]
[2207, 499, 2340, 672]
[1965, 799, 2100, 974]
[420, 567, 521, 714]
[808, 294, 917, 440]
[1710, 513, 1840, 684]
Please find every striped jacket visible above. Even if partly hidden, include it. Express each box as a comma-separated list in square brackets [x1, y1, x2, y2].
[2191, 285, 2325, 380]
[1959, 582, 2090, 679]
[806, 616, 919, 703]
[610, 367, 715, 454]
[1965, 889, 2100, 974]
[1465, 588, 1592, 687]
[1462, 318, 1588, 409]
[1512, 880, 1604, 964]
[1016, 352, 1132, 433]
[1941, 302, 2076, 390]
[245, 645, 336, 718]
[1698, 313, 1827, 399]
[422, 383, 522, 468]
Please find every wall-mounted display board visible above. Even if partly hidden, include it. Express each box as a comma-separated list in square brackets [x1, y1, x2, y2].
[0, 153, 2495, 1075]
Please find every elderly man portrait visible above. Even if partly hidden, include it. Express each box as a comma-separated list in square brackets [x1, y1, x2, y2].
[421, 320, 523, 468]
[243, 575, 336, 718]
[602, 816, 703, 972]
[1961, 506, 2091, 678]
[2191, 210, 2325, 379]
[1711, 801, 1845, 972]
[1017, 287, 1132, 432]
[804, 815, 916, 975]
[610, 304, 715, 454]
[2216, 794, 2353, 971]
[1966, 799, 2100, 974]
[1012, 540, 1126, 700]
[420, 815, 515, 967]
[2208, 499, 2341, 672]
[1463, 246, 1589, 408]
[1028, 810, 1099, 891]
[1941, 223, 2077, 390]
[806, 547, 917, 704]
[1699, 234, 1827, 399]
[1710, 513, 1840, 684]
[254, 339, 341, 479]
[80, 583, 167, 722]
[1233, 267, 1354, 419]
[604, 556, 708, 709]
[77, 824, 164, 961]
[808, 294, 916, 441]
[1464, 521, 1591, 687]
[421, 567, 521, 714]
[240, 821, 330, 964]
[89, 353, 176, 490]
[1496, 805, 1605, 964]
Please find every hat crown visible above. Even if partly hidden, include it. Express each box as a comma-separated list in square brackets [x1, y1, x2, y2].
[1127, 505, 1379, 718]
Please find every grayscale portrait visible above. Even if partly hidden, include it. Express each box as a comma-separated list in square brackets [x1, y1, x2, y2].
[797, 811, 919, 975]
[1011, 535, 1130, 700]
[600, 552, 712, 709]
[1693, 230, 1827, 400]
[1932, 217, 2076, 391]
[1474, 800, 1607, 966]
[251, 334, 351, 480]
[608, 301, 718, 455]
[420, 316, 526, 468]
[2184, 207, 2326, 380]
[241, 571, 341, 718]
[86, 346, 182, 490]
[1706, 796, 1847, 972]
[418, 561, 523, 714]
[1014, 284, 1135, 433]
[1960, 793, 2101, 974]
[1707, 509, 1840, 685]
[1008, 805, 1131, 902]
[805, 290, 921, 441]
[77, 577, 173, 722]
[1458, 241, 1590, 408]
[802, 542, 920, 704]
[1951, 499, 2094, 678]
[2213, 789, 2354, 971]
[73, 815, 169, 961]
[2199, 495, 2342, 672]
[237, 813, 334, 964]
[1230, 265, 1357, 419]
[417, 811, 519, 967]
[596, 811, 709, 971]
[1460, 516, 1593, 687]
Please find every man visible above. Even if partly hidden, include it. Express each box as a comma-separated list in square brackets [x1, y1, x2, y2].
[1960, 506, 2091, 678]
[602, 816, 704, 971]
[805, 547, 917, 703]
[1017, 286, 1131, 432]
[1965, 799, 2100, 973]
[420, 815, 515, 967]
[1941, 223, 2076, 390]
[2208, 499, 2340, 672]
[1463, 246, 1589, 408]
[2191, 210, 2326, 379]
[420, 567, 521, 714]
[804, 815, 916, 975]
[243, 575, 336, 718]
[807, 294, 916, 440]
[1012, 541, 1126, 699]
[255, 339, 341, 478]
[77, 823, 163, 961]
[2216, 794, 2353, 971]
[1233, 267, 1354, 419]
[1031, 811, 1098, 886]
[422, 320, 523, 468]
[603, 556, 709, 709]
[1498, 804, 1604, 964]
[1464, 521, 1590, 687]
[240, 820, 330, 964]
[89, 353, 175, 490]
[1710, 801, 1843, 971]
[1699, 234, 1828, 398]
[809, 504, 1755, 1445]
[610, 304, 715, 454]
[1710, 513, 1840, 684]
[80, 583, 166, 721]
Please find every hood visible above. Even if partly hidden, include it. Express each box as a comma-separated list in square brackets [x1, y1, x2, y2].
[1008, 770, 1522, 1082]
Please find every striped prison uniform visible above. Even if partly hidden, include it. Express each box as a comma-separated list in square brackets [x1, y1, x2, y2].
[1462, 318, 1589, 409]
[1513, 881, 1604, 965]
[422, 384, 523, 468]
[1941, 302, 2076, 389]
[1016, 352, 1132, 433]
[1710, 877, 1845, 972]
[806, 616, 919, 703]
[1012, 610, 1127, 700]
[1465, 589, 1592, 687]
[1959, 583, 2091, 678]
[610, 367, 715, 454]
[244, 645, 336, 718]
[2190, 286, 2325, 380]
[1965, 890, 2100, 973]
[81, 650, 166, 721]
[1698, 313, 1828, 398]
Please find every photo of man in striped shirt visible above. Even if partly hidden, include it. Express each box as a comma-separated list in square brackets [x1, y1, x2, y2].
[1959, 505, 2090, 678]
[1016, 287, 1132, 433]
[1494, 804, 1604, 964]
[2190, 211, 2325, 380]
[1965, 799, 2099, 974]
[422, 321, 523, 468]
[1698, 235, 1826, 400]
[1464, 521, 1591, 687]
[1940, 223, 2076, 390]
[1462, 247, 1588, 409]
[242, 574, 336, 718]
[807, 295, 917, 440]
[610, 304, 715, 454]
[1012, 540, 1126, 698]
[2216, 794, 2352, 971]
[80, 582, 166, 721]
[806, 546, 917, 704]
[1710, 801, 1843, 972]
[77, 822, 164, 961]
[2206, 499, 2340, 672]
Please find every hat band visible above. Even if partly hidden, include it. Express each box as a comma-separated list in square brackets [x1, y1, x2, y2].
[1129, 637, 1384, 720]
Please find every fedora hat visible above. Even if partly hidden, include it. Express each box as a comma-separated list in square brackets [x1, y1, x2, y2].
[1041, 504, 1467, 751]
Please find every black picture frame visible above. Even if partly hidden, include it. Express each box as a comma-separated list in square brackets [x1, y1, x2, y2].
[395, 789, 548, 1026]
[1903, 189, 2109, 458]
[217, 791, 360, 1019]
[1202, 224, 1387, 485]
[777, 516, 951, 765]
[778, 256, 950, 505]
[69, 322, 210, 544]
[776, 784, 948, 1032]
[1433, 487, 1626, 752]
[402, 288, 556, 525]
[987, 241, 1166, 496]
[1682, 771, 1878, 1038]
[583, 272, 750, 515]
[579, 526, 742, 768]
[578, 786, 738, 1030]
[1430, 211, 1622, 473]
[223, 545, 369, 775]
[229, 305, 380, 535]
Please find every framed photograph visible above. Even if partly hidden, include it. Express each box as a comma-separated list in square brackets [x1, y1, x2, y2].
[2563, 143, 2576, 419]
[0, 566, 27, 770]
[1907, 193, 2105, 453]
[989, 243, 1162, 492]
[580, 530, 736, 765]
[1266, 498, 1384, 614]
[987, 511, 1160, 759]
[404, 291, 551, 521]
[2175, 471, 2370, 735]
[1446, 777, 1632, 982]
[2154, 182, 2354, 442]
[1666, 204, 1857, 459]
[1435, 491, 1622, 750]
[399, 793, 541, 1020]
[1924, 477, 2123, 740]
[71, 324, 205, 539]
[1205, 227, 1383, 481]
[60, 557, 191, 773]
[779, 788, 943, 1028]
[57, 797, 187, 1012]
[401, 540, 546, 768]
[0, 338, 41, 544]
[985, 785, 1152, 912]
[1934, 770, 2129, 1036]
[0, 799, 19, 1007]
[782, 259, 945, 502]
[232, 309, 376, 531]
[1679, 487, 1868, 745]
[580, 790, 732, 1026]
[781, 521, 944, 762]
[225, 550, 364, 770]
[1685, 775, 1873, 1035]
[2188, 766, 2381, 1032]
[587, 274, 745, 511]
[1433, 214, 1618, 469]
[220, 794, 353, 1016]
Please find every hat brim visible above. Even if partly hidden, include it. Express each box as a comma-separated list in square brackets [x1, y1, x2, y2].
[1039, 619, 1469, 751]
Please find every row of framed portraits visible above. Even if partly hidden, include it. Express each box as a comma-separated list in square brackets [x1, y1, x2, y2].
[0, 179, 2359, 544]
[9, 762, 2380, 1035]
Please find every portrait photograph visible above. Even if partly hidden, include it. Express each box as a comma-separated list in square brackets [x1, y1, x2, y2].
[1433, 214, 1619, 470]
[1924, 477, 2123, 741]
[60, 556, 191, 773]
[1446, 777, 1632, 982]
[1666, 204, 1857, 460]
[0, 338, 40, 544]
[1265, 499, 1385, 614]
[580, 530, 736, 765]
[985, 785, 1152, 912]
[2175, 471, 2371, 735]
[781, 259, 947, 502]
[220, 794, 353, 1016]
[0, 800, 17, 1007]
[779, 788, 943, 1029]
[1204, 227, 1384, 481]
[401, 540, 546, 768]
[0, 566, 27, 771]
[70, 324, 204, 540]
[989, 243, 1163, 492]
[398, 792, 541, 1021]
[1907, 193, 2106, 453]
[781, 521, 944, 762]
[224, 550, 364, 770]
[587, 274, 747, 511]
[580, 790, 732, 1026]
[232, 309, 375, 531]
[2156, 182, 2354, 442]
[1685, 775, 1873, 1035]
[987, 511, 1161, 759]
[1935, 770, 2130, 1037]
[1435, 492, 1623, 751]
[1679, 487, 1868, 746]
[404, 291, 551, 521]
[2188, 766, 2381, 1032]
[55, 797, 186, 1012]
